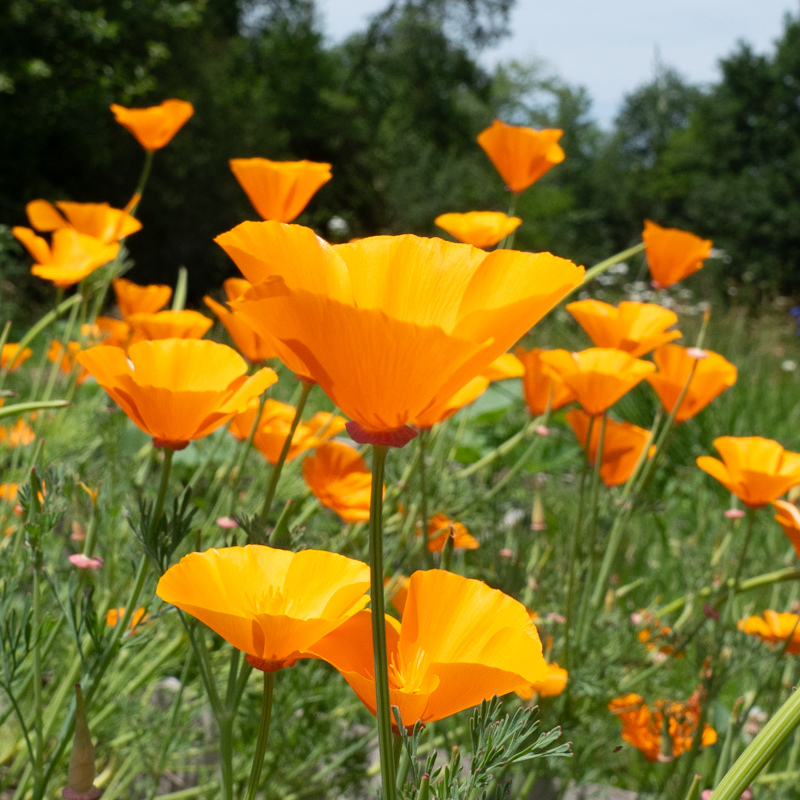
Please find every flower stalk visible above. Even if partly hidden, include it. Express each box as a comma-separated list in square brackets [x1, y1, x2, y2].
[244, 671, 275, 800]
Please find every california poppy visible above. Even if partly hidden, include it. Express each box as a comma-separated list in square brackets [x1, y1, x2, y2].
[47, 341, 91, 385]
[515, 661, 568, 700]
[76, 340, 276, 450]
[420, 513, 479, 551]
[113, 278, 172, 320]
[0, 419, 35, 447]
[538, 348, 655, 416]
[565, 409, 655, 486]
[696, 437, 800, 507]
[738, 610, 800, 654]
[94, 317, 131, 349]
[434, 212, 522, 249]
[773, 499, 800, 560]
[647, 345, 737, 422]
[482, 352, 525, 381]
[110, 99, 194, 151]
[25, 199, 141, 243]
[566, 299, 680, 358]
[218, 222, 583, 446]
[477, 120, 565, 194]
[106, 607, 150, 633]
[156, 545, 371, 672]
[128, 310, 213, 341]
[642, 220, 713, 288]
[1, 344, 33, 372]
[308, 569, 547, 726]
[515, 347, 576, 416]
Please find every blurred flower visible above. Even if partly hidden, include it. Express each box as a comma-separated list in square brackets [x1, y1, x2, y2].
[434, 211, 522, 249]
[1, 344, 32, 372]
[110, 99, 194, 150]
[25, 199, 141, 243]
[113, 277, 172, 320]
[106, 606, 149, 633]
[47, 341, 91, 384]
[642, 220, 713, 288]
[647, 345, 737, 422]
[77, 339, 276, 450]
[308, 569, 547, 726]
[0, 418, 36, 447]
[697, 437, 800, 507]
[420, 513, 479, 552]
[515, 661, 568, 700]
[773, 499, 800, 559]
[385, 574, 410, 617]
[482, 352, 525, 380]
[477, 120, 565, 193]
[0, 483, 18, 503]
[69, 554, 104, 570]
[738, 610, 800, 653]
[566, 299, 680, 357]
[782, 359, 797, 372]
[216, 516, 238, 529]
[128, 310, 213, 341]
[93, 317, 131, 348]
[725, 508, 746, 519]
[157, 545, 371, 671]
[218, 222, 583, 445]
[515, 347, 576, 416]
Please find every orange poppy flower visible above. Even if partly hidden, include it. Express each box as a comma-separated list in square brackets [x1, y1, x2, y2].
[642, 220, 713, 288]
[156, 545, 371, 672]
[25, 199, 141, 243]
[696, 437, 800, 508]
[538, 348, 655, 416]
[0, 483, 18, 502]
[773, 499, 800, 560]
[477, 120, 565, 193]
[229, 158, 332, 223]
[204, 278, 278, 362]
[47, 341, 91, 385]
[420, 513, 479, 552]
[566, 299, 680, 357]
[386, 575, 410, 617]
[94, 317, 131, 348]
[434, 212, 522, 249]
[13, 227, 119, 287]
[302, 441, 377, 523]
[1, 344, 33, 372]
[515, 347, 576, 416]
[128, 310, 213, 341]
[738, 610, 800, 654]
[76, 340, 276, 450]
[515, 661, 568, 700]
[110, 99, 194, 151]
[482, 352, 525, 381]
[0, 419, 35, 447]
[308, 569, 547, 726]
[565, 410, 655, 486]
[646, 345, 737, 422]
[218, 222, 583, 446]
[106, 607, 150, 633]
[113, 278, 172, 320]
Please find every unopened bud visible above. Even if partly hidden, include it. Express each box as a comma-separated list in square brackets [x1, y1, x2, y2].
[531, 486, 546, 531]
[63, 684, 100, 799]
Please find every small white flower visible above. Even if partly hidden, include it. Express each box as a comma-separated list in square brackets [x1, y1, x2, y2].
[782, 359, 797, 372]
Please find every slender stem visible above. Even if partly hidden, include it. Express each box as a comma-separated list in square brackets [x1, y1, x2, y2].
[81, 501, 98, 558]
[499, 193, 519, 250]
[171, 267, 188, 311]
[41, 294, 81, 402]
[417, 429, 433, 568]
[454, 415, 544, 479]
[0, 320, 11, 392]
[732, 507, 757, 588]
[218, 716, 234, 800]
[244, 671, 275, 800]
[229, 394, 267, 514]
[32, 547, 44, 785]
[132, 150, 155, 212]
[154, 447, 174, 524]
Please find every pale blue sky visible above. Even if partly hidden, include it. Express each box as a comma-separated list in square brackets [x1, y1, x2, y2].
[319, 0, 800, 126]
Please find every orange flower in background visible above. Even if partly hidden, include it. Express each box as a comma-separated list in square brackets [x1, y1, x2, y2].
[477, 120, 565, 193]
[565, 410, 655, 487]
[642, 220, 713, 288]
[482, 352, 525, 381]
[128, 310, 213, 341]
[434, 212, 522, 249]
[106, 607, 150, 633]
[696, 437, 800, 508]
[515, 661, 568, 700]
[539, 349, 655, 416]
[0, 419, 35, 447]
[110, 99, 194, 150]
[47, 341, 91, 385]
[25, 199, 141, 243]
[113, 278, 172, 320]
[773, 500, 800, 560]
[13, 227, 119, 287]
[646, 345, 737, 422]
[303, 441, 376, 523]
[566, 299, 680, 357]
[229, 158, 332, 223]
[386, 575, 410, 617]
[94, 317, 131, 348]
[0, 483, 19, 503]
[219, 222, 583, 446]
[308, 569, 547, 726]
[738, 610, 800, 654]
[515, 347, 576, 416]
[157, 545, 371, 672]
[1, 344, 33, 372]
[420, 513, 479, 552]
[76, 340, 276, 450]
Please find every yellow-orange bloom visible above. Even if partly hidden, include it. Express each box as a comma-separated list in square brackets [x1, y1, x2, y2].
[110, 99, 194, 151]
[94, 317, 131, 348]
[13, 227, 119, 287]
[1, 344, 33, 372]
[157, 545, 371, 672]
[477, 120, 565, 193]
[642, 220, 713, 288]
[0, 419, 35, 447]
[434, 212, 522, 249]
[308, 569, 547, 726]
[25, 199, 141, 243]
[218, 222, 583, 445]
[538, 348, 655, 416]
[128, 310, 213, 341]
[566, 299, 680, 358]
[565, 410, 655, 487]
[738, 610, 800, 654]
[229, 158, 332, 223]
[773, 500, 800, 560]
[76, 340, 276, 450]
[515, 347, 576, 416]
[646, 345, 737, 422]
[106, 607, 150, 633]
[47, 341, 91, 385]
[697, 437, 800, 508]
[420, 513, 479, 552]
[113, 278, 172, 320]
[515, 661, 568, 700]
[0, 483, 19, 502]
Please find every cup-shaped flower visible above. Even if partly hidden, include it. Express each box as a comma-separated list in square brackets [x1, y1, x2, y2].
[477, 120, 565, 193]
[696, 437, 800, 508]
[538, 348, 655, 416]
[13, 227, 119, 287]
[566, 299, 680, 358]
[515, 347, 576, 416]
[642, 220, 713, 288]
[26, 199, 141, 243]
[419, 513, 479, 552]
[1, 344, 32, 372]
[773, 500, 800, 560]
[128, 310, 213, 341]
[156, 545, 371, 671]
[217, 222, 583, 445]
[515, 661, 568, 700]
[113, 278, 172, 320]
[738, 610, 800, 654]
[110, 99, 194, 151]
[229, 158, 332, 223]
[434, 212, 522, 249]
[646, 345, 737, 422]
[76, 339, 277, 450]
[308, 569, 547, 726]
[565, 410, 655, 486]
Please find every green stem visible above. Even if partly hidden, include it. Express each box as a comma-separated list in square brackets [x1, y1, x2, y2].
[244, 671, 275, 800]
[229, 394, 267, 514]
[218, 716, 234, 800]
[732, 508, 757, 588]
[41, 294, 81, 402]
[132, 150, 155, 212]
[454, 415, 544, 479]
[580, 242, 646, 286]
[171, 267, 188, 311]
[154, 447, 174, 524]
[418, 429, 433, 568]
[32, 547, 44, 786]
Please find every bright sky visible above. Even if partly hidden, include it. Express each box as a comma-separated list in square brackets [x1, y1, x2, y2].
[319, 0, 799, 126]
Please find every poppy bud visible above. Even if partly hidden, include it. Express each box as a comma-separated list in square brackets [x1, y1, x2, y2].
[62, 684, 101, 800]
